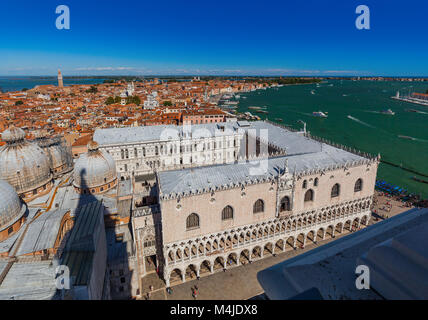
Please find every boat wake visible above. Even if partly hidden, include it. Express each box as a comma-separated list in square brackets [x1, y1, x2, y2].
[293, 111, 313, 117]
[365, 111, 381, 114]
[347, 115, 376, 129]
[398, 135, 428, 143]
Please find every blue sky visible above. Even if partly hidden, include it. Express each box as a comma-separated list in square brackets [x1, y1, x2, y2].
[0, 0, 427, 76]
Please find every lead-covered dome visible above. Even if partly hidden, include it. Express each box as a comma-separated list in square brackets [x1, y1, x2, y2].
[1, 126, 26, 143]
[0, 180, 26, 234]
[0, 126, 53, 200]
[36, 133, 73, 177]
[73, 141, 117, 194]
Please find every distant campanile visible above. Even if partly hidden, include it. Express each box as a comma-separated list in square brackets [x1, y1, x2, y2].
[58, 69, 64, 88]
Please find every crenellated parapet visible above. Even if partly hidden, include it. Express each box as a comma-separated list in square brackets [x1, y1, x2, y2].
[303, 132, 381, 161]
[293, 157, 379, 180]
[160, 175, 277, 201]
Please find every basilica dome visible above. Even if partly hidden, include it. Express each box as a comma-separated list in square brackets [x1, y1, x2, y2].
[36, 132, 73, 177]
[0, 180, 26, 239]
[0, 126, 53, 201]
[73, 141, 117, 194]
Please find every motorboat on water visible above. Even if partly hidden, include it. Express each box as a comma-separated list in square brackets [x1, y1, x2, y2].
[380, 108, 395, 115]
[312, 111, 328, 118]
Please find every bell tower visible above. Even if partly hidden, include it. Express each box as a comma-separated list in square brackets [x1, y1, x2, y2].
[58, 69, 64, 88]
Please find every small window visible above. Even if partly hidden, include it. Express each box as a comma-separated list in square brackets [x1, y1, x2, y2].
[304, 189, 314, 202]
[221, 206, 234, 220]
[280, 196, 291, 212]
[8, 227, 14, 235]
[144, 235, 155, 248]
[331, 184, 340, 198]
[186, 213, 200, 230]
[302, 180, 307, 189]
[314, 178, 319, 187]
[253, 199, 264, 213]
[354, 179, 363, 192]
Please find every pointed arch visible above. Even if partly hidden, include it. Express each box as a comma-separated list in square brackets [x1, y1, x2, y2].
[304, 189, 314, 202]
[280, 196, 291, 212]
[253, 199, 265, 213]
[186, 213, 200, 230]
[331, 183, 340, 198]
[221, 205, 234, 221]
[354, 178, 363, 192]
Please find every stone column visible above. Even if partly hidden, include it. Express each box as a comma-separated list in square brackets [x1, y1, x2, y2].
[313, 233, 317, 244]
[210, 265, 214, 273]
[293, 238, 297, 249]
[181, 272, 185, 283]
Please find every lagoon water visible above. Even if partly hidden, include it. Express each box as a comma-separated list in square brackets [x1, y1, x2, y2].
[0, 77, 105, 92]
[238, 80, 428, 197]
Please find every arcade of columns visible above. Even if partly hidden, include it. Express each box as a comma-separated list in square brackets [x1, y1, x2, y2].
[163, 196, 372, 287]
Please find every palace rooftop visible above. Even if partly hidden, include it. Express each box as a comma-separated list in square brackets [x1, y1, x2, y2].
[93, 121, 325, 155]
[158, 144, 371, 199]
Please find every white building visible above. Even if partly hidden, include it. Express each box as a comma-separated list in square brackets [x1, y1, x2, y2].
[143, 92, 159, 110]
[92, 121, 281, 179]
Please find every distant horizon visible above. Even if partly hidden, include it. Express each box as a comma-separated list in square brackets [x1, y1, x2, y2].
[1, 74, 428, 78]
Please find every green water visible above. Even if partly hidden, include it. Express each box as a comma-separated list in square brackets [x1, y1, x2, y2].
[238, 80, 428, 198]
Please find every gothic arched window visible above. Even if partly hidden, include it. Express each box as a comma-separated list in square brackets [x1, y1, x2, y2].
[303, 180, 307, 189]
[354, 179, 363, 192]
[221, 206, 234, 221]
[304, 189, 314, 202]
[143, 235, 155, 248]
[186, 213, 200, 230]
[331, 183, 340, 198]
[280, 196, 291, 212]
[314, 178, 319, 187]
[253, 199, 265, 214]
